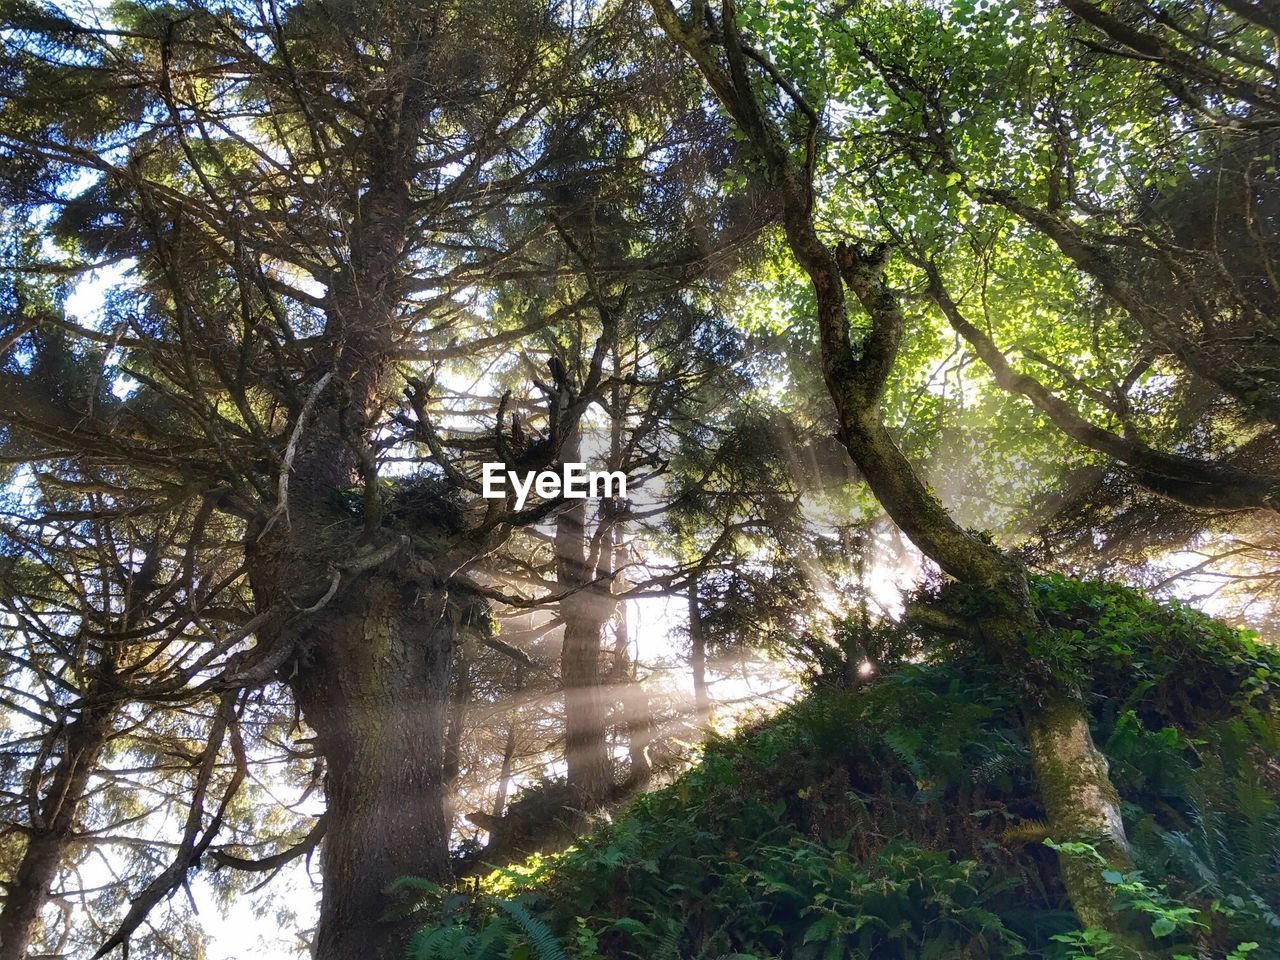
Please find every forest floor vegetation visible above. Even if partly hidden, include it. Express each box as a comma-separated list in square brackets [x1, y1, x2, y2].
[396, 577, 1280, 960]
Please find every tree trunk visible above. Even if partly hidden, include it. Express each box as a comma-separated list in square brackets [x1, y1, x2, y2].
[492, 727, 517, 822]
[444, 631, 471, 789]
[687, 579, 710, 720]
[840, 406, 1144, 937]
[610, 598, 653, 788]
[0, 704, 114, 960]
[555, 428, 614, 806]
[291, 572, 453, 960]
[622, 677, 653, 789]
[558, 589, 613, 804]
[1027, 700, 1135, 928]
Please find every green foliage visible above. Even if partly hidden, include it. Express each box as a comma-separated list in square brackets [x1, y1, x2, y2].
[390, 879, 569, 960]
[408, 578, 1279, 959]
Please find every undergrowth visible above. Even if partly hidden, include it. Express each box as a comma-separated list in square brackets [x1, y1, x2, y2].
[393, 576, 1280, 959]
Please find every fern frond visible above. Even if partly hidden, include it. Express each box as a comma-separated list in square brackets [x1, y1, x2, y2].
[491, 898, 568, 960]
[1000, 819, 1049, 847]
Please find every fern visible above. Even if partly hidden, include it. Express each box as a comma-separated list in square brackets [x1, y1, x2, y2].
[491, 899, 568, 960]
[654, 916, 685, 960]
[406, 923, 481, 960]
[881, 726, 927, 782]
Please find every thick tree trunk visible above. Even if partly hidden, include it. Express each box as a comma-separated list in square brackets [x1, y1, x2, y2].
[291, 572, 453, 960]
[0, 705, 113, 960]
[559, 595, 613, 804]
[1027, 699, 1135, 928]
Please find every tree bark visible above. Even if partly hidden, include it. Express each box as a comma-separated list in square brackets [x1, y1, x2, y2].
[291, 572, 453, 960]
[611, 598, 653, 788]
[1027, 699, 1134, 929]
[0, 704, 114, 960]
[559, 612, 612, 804]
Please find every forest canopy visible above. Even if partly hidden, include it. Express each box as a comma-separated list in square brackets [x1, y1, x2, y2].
[0, 0, 1276, 958]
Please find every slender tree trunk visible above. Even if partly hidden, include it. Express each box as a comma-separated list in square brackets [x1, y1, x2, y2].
[491, 666, 523, 821]
[0, 705, 114, 960]
[611, 598, 653, 788]
[444, 631, 471, 789]
[840, 400, 1142, 933]
[291, 573, 453, 960]
[687, 579, 710, 720]
[622, 670, 653, 789]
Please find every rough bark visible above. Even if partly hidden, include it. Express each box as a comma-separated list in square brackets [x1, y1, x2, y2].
[559, 605, 612, 805]
[0, 704, 114, 960]
[247, 116, 446, 958]
[291, 572, 454, 960]
[1027, 700, 1134, 928]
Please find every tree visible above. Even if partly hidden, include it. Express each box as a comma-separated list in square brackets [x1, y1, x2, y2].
[645, 0, 1147, 941]
[0, 1, 721, 955]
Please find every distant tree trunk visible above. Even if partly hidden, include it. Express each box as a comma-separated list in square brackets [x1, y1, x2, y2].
[291, 573, 453, 960]
[555, 433, 614, 805]
[444, 628, 472, 790]
[557, 524, 614, 804]
[687, 579, 711, 720]
[612, 597, 653, 788]
[491, 664, 523, 821]
[0, 703, 114, 960]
